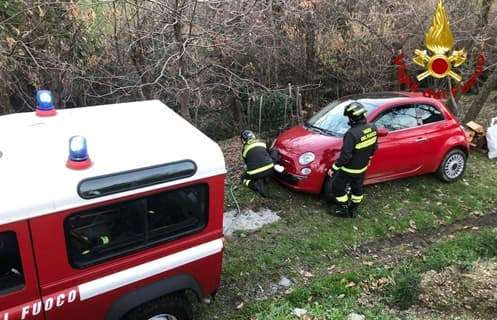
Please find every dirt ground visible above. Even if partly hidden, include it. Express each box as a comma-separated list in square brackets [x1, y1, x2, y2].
[218, 137, 244, 185]
[418, 260, 497, 319]
[350, 210, 497, 268]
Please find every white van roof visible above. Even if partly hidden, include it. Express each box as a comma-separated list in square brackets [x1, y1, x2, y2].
[0, 100, 225, 225]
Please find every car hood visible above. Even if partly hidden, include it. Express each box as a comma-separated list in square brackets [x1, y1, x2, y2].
[274, 125, 342, 155]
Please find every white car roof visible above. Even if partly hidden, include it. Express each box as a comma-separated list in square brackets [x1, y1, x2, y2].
[0, 100, 225, 225]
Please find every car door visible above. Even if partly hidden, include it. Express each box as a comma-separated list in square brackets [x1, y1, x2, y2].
[0, 222, 45, 320]
[415, 103, 449, 163]
[366, 104, 428, 181]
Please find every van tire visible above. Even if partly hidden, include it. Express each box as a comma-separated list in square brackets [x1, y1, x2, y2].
[122, 293, 193, 320]
[436, 149, 467, 183]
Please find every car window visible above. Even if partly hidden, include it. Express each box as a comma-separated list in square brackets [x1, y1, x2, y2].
[65, 184, 208, 268]
[0, 231, 25, 296]
[374, 105, 419, 131]
[417, 104, 445, 125]
[306, 99, 379, 136]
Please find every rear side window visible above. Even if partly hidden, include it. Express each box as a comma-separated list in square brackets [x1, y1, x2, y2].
[417, 104, 445, 125]
[65, 184, 208, 268]
[0, 231, 25, 295]
[374, 105, 419, 131]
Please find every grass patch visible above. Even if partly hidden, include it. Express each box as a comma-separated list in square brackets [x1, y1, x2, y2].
[224, 153, 497, 270]
[229, 228, 497, 319]
[207, 152, 497, 319]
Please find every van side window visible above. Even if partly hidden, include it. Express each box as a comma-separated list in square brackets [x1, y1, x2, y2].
[65, 184, 208, 268]
[0, 231, 25, 295]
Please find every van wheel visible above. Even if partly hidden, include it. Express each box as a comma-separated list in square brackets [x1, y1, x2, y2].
[123, 293, 193, 320]
[436, 149, 467, 183]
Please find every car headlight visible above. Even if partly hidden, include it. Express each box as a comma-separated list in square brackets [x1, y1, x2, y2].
[298, 152, 315, 165]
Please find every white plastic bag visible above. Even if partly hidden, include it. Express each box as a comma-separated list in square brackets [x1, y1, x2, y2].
[487, 117, 497, 160]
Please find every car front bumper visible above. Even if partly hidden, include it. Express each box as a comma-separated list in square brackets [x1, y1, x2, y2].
[271, 149, 325, 194]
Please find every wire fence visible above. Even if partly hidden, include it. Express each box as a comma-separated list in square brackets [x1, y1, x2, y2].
[245, 84, 310, 138]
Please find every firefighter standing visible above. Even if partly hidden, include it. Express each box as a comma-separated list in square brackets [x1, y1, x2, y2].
[328, 102, 378, 217]
[240, 130, 274, 198]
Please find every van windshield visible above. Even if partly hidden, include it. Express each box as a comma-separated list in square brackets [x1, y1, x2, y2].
[306, 99, 379, 136]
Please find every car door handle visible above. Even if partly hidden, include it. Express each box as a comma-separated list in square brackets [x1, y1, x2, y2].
[416, 137, 428, 142]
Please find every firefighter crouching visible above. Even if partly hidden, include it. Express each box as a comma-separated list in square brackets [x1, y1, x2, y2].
[328, 102, 378, 217]
[240, 130, 275, 198]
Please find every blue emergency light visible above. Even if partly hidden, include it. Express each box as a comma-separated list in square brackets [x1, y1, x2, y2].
[35, 90, 56, 116]
[67, 136, 92, 169]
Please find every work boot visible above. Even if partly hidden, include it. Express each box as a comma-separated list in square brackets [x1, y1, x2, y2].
[349, 202, 360, 218]
[330, 204, 349, 217]
[254, 180, 270, 198]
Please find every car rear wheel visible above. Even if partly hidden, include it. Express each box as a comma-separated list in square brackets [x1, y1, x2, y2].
[436, 149, 467, 183]
[123, 293, 193, 320]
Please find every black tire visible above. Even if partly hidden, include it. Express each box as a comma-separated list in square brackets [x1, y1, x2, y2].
[322, 175, 335, 202]
[436, 149, 467, 183]
[123, 293, 193, 320]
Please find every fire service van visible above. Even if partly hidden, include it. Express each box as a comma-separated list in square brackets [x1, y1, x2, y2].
[0, 93, 226, 320]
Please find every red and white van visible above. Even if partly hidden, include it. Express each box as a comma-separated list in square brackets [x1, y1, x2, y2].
[0, 98, 225, 320]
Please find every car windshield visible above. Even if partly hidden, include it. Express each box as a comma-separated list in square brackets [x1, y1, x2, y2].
[306, 99, 380, 136]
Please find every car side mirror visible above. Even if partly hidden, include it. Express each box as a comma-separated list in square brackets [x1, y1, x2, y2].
[378, 127, 389, 137]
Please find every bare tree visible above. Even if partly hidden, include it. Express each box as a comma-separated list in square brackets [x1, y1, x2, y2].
[463, 68, 497, 123]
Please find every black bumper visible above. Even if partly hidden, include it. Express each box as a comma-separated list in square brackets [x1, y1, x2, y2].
[274, 170, 305, 185]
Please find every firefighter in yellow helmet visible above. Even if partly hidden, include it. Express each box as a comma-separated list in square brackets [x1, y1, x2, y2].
[240, 130, 274, 197]
[328, 102, 378, 217]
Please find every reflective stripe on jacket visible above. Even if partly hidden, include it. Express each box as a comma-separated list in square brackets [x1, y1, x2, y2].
[333, 120, 378, 176]
[242, 139, 274, 176]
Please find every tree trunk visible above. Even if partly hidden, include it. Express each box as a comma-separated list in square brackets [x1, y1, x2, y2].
[0, 93, 13, 115]
[0, 70, 13, 115]
[462, 68, 497, 123]
[229, 95, 243, 131]
[453, 0, 495, 106]
[177, 89, 192, 122]
[173, 0, 192, 123]
[304, 11, 316, 83]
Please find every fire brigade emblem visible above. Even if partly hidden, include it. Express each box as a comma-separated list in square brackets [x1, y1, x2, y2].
[394, 0, 485, 99]
[413, 0, 466, 82]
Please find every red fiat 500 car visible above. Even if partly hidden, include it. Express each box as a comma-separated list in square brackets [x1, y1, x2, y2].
[272, 92, 469, 195]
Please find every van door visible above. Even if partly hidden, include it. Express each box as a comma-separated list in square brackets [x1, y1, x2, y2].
[0, 222, 44, 320]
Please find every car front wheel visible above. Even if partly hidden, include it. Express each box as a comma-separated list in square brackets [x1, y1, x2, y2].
[436, 149, 467, 183]
[322, 174, 338, 202]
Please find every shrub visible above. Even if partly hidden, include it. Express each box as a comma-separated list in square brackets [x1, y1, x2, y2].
[246, 92, 296, 135]
[385, 267, 420, 310]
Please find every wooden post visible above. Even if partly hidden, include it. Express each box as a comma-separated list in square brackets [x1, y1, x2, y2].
[288, 83, 293, 125]
[296, 86, 301, 124]
[247, 98, 251, 128]
[194, 106, 199, 127]
[284, 95, 288, 128]
[258, 96, 263, 134]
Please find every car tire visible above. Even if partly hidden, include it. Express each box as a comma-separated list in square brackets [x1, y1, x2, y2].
[322, 175, 335, 202]
[436, 149, 467, 183]
[122, 293, 193, 320]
